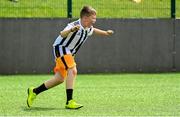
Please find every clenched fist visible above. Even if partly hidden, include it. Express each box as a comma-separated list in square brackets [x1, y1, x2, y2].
[71, 25, 80, 32]
[106, 30, 114, 35]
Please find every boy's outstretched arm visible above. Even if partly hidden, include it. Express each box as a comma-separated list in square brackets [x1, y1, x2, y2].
[93, 28, 114, 36]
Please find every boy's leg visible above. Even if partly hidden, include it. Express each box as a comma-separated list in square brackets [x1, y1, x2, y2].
[65, 66, 83, 109]
[44, 72, 64, 89]
[66, 66, 77, 103]
[34, 72, 64, 94]
[27, 72, 64, 107]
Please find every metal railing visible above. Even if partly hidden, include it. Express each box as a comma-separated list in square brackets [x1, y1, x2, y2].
[0, 0, 177, 18]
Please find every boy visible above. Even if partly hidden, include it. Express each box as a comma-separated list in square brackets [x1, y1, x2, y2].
[27, 6, 114, 109]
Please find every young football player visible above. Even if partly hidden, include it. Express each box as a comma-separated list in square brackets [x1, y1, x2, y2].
[27, 5, 114, 109]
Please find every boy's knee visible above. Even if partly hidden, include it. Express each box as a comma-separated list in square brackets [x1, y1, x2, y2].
[72, 68, 77, 76]
[55, 72, 65, 83]
[69, 67, 77, 78]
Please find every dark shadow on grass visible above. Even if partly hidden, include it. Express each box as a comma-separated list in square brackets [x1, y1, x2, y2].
[22, 106, 65, 112]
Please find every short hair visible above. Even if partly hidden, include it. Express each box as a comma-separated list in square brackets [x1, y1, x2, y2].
[80, 6, 96, 18]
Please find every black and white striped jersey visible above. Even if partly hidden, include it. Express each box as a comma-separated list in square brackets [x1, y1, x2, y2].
[53, 19, 94, 56]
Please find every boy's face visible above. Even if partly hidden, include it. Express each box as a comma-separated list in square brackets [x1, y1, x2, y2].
[82, 14, 96, 28]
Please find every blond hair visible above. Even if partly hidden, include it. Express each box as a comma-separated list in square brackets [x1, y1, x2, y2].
[80, 6, 96, 18]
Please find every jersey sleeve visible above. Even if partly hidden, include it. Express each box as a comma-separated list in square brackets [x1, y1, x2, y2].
[62, 23, 74, 31]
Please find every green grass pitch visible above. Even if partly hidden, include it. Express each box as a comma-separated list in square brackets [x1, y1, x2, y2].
[0, 73, 179, 116]
[0, 0, 180, 18]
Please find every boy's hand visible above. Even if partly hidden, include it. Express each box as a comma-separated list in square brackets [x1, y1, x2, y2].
[71, 25, 80, 32]
[60, 25, 80, 38]
[106, 30, 114, 35]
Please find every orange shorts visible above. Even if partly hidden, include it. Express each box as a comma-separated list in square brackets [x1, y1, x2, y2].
[54, 54, 76, 78]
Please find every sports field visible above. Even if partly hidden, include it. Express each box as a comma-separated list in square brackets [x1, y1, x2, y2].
[0, 0, 180, 18]
[0, 73, 179, 116]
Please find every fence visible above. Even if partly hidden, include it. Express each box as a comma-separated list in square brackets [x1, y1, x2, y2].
[0, 18, 179, 74]
[0, 0, 178, 18]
